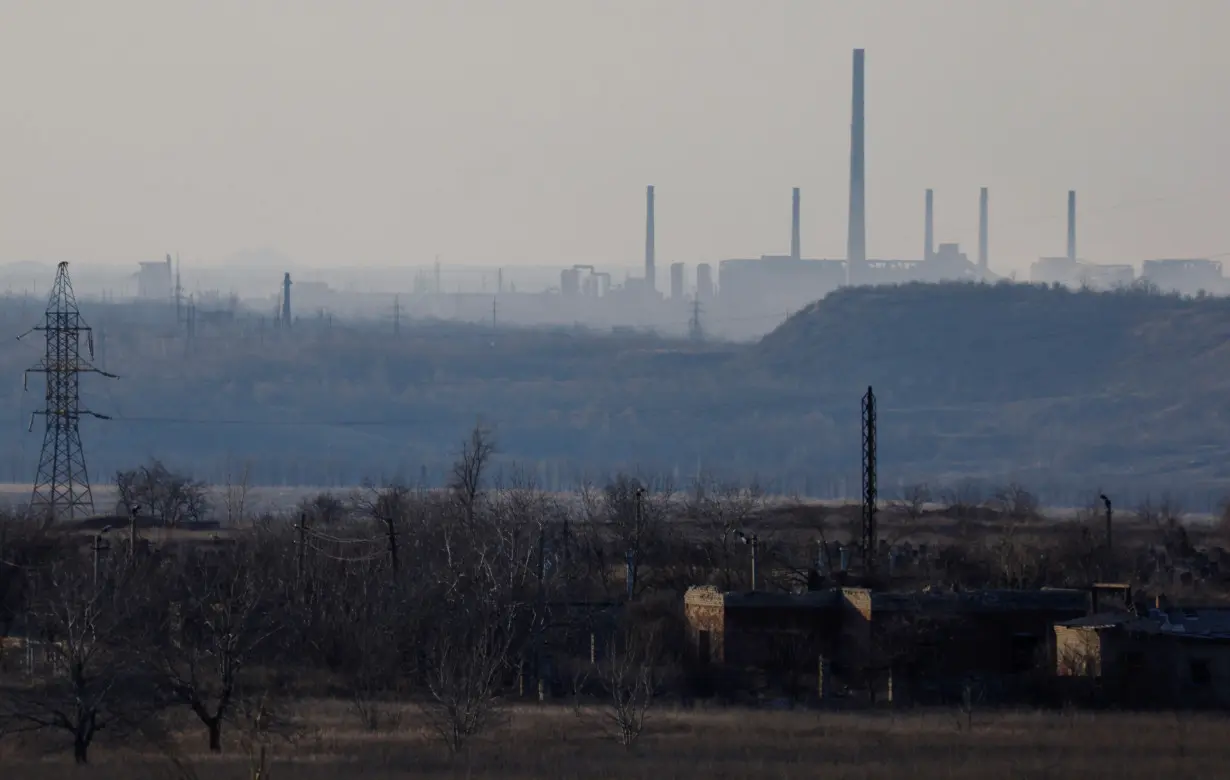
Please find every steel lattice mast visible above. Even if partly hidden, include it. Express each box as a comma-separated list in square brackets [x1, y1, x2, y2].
[861, 385, 878, 576]
[19, 262, 116, 522]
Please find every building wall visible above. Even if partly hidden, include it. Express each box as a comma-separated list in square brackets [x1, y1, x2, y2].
[1056, 625, 1230, 707]
[683, 586, 726, 664]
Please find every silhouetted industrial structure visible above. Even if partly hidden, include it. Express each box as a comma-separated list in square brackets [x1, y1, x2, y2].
[21, 262, 116, 521]
[282, 272, 292, 327]
[846, 48, 866, 281]
[645, 185, 656, 294]
[861, 385, 878, 576]
[791, 187, 801, 261]
[978, 186, 989, 272]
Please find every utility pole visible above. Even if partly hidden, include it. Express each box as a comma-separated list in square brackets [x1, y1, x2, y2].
[385, 512, 399, 577]
[92, 526, 110, 587]
[174, 254, 183, 326]
[128, 502, 139, 568]
[393, 295, 401, 336]
[736, 530, 760, 591]
[492, 296, 498, 331]
[296, 512, 308, 586]
[627, 487, 645, 601]
[1100, 492, 1113, 557]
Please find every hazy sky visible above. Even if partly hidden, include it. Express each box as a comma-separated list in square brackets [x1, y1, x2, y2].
[2, 0, 1227, 278]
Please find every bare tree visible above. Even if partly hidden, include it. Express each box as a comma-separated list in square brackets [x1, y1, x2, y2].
[0, 552, 156, 764]
[233, 692, 300, 780]
[450, 423, 496, 526]
[420, 588, 518, 756]
[893, 483, 931, 524]
[689, 476, 764, 591]
[991, 483, 1040, 522]
[222, 459, 253, 527]
[143, 542, 277, 752]
[116, 459, 209, 528]
[575, 624, 659, 749]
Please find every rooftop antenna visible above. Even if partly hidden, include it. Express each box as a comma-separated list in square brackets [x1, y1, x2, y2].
[18, 262, 118, 523]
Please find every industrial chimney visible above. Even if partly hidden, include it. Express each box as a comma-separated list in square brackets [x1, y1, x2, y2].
[846, 48, 867, 280]
[645, 185, 656, 292]
[978, 187, 989, 272]
[924, 189, 934, 262]
[282, 272, 292, 327]
[791, 187, 801, 260]
[1066, 190, 1077, 262]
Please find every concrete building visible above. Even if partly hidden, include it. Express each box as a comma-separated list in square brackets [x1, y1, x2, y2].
[135, 255, 173, 300]
[685, 585, 1091, 702]
[1055, 606, 1230, 707]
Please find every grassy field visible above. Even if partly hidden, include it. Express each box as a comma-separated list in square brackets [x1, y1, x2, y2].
[2, 701, 1227, 779]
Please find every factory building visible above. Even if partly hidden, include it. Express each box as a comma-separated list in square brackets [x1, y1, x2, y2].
[719, 256, 845, 313]
[670, 262, 685, 301]
[696, 263, 715, 301]
[135, 255, 173, 300]
[1142, 259, 1225, 296]
[1029, 257, 1133, 290]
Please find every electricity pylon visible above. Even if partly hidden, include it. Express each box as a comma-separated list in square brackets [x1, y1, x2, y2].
[19, 262, 117, 522]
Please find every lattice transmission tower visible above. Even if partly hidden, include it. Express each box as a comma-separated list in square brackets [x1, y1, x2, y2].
[860, 385, 878, 576]
[19, 262, 116, 522]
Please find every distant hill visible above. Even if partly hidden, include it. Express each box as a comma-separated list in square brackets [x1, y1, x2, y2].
[2, 282, 1230, 509]
[751, 281, 1230, 498]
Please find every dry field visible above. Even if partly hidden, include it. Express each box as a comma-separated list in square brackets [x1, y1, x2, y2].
[2, 702, 1228, 779]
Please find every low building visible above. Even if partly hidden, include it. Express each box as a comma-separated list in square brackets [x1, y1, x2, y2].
[685, 585, 1092, 702]
[1055, 606, 1230, 707]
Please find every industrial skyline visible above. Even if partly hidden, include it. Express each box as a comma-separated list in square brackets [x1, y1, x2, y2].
[0, 2, 1226, 279]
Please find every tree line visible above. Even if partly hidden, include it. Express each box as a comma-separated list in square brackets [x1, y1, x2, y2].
[1, 426, 1226, 765]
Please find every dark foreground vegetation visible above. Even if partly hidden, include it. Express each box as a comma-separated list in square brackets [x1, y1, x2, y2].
[3, 428, 1230, 776]
[4, 280, 1230, 504]
[4, 706, 1228, 779]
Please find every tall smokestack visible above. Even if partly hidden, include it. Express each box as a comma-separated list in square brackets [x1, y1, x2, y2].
[846, 48, 866, 277]
[791, 187, 801, 260]
[1066, 190, 1077, 262]
[645, 185, 656, 292]
[924, 189, 934, 261]
[978, 186, 989, 271]
[282, 272, 292, 327]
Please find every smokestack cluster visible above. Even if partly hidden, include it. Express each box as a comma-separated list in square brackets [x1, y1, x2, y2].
[791, 187, 801, 261]
[645, 185, 656, 292]
[924, 189, 934, 261]
[846, 48, 866, 276]
[978, 186, 988, 271]
[1067, 190, 1077, 262]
